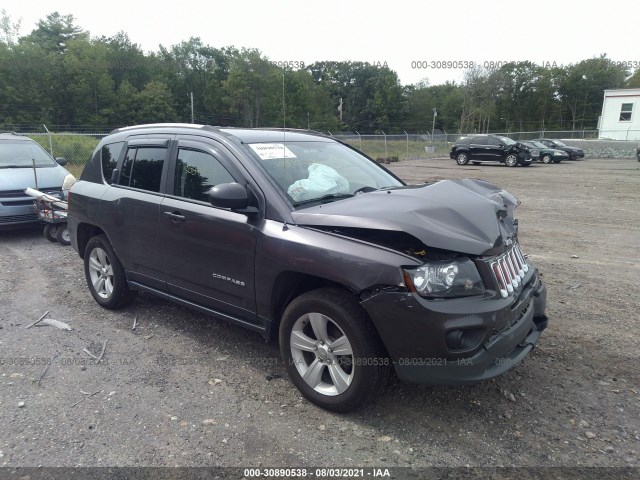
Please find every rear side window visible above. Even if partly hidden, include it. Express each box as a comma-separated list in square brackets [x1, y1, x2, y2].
[118, 147, 167, 192]
[101, 142, 124, 184]
[174, 148, 235, 201]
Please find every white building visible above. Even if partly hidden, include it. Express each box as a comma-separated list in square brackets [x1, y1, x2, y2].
[598, 88, 640, 140]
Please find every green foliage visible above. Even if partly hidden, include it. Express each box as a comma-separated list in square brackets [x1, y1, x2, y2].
[0, 13, 635, 134]
[28, 133, 99, 167]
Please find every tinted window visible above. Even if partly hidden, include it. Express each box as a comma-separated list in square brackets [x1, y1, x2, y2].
[486, 137, 502, 146]
[118, 147, 166, 192]
[471, 137, 490, 146]
[456, 137, 472, 145]
[101, 142, 124, 184]
[174, 149, 235, 201]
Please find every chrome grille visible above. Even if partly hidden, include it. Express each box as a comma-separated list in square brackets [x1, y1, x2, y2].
[490, 243, 529, 298]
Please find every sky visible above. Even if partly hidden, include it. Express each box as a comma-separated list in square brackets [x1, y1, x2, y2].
[3, 0, 639, 86]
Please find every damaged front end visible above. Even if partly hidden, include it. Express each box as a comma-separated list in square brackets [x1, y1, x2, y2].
[293, 178, 548, 385]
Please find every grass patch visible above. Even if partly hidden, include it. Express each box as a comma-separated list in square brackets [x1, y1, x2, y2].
[339, 139, 451, 159]
[27, 134, 100, 169]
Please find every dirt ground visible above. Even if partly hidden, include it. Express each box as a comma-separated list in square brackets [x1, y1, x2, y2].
[0, 157, 639, 473]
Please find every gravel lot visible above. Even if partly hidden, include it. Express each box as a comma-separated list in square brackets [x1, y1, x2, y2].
[0, 157, 639, 474]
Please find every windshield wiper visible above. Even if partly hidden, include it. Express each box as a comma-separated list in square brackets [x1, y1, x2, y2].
[0, 165, 31, 169]
[294, 193, 354, 207]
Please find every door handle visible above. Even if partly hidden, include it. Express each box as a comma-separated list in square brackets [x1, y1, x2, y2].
[164, 211, 186, 222]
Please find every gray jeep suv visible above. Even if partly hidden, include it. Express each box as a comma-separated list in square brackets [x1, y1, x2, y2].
[68, 124, 548, 411]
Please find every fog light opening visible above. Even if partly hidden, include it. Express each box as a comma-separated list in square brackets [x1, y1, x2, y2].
[446, 328, 485, 352]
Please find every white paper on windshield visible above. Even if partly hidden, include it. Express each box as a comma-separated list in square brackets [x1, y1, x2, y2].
[249, 143, 297, 160]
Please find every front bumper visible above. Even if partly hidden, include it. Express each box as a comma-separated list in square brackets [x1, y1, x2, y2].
[361, 268, 547, 385]
[0, 204, 38, 228]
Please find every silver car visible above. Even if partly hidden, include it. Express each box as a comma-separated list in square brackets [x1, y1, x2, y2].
[0, 132, 72, 228]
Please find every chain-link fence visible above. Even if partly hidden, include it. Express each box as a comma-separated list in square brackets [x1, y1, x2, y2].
[330, 130, 640, 160]
[10, 128, 639, 175]
[17, 131, 108, 177]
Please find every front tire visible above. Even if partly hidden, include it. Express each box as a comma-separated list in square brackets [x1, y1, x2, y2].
[84, 234, 136, 309]
[456, 152, 469, 165]
[541, 154, 552, 164]
[279, 288, 389, 412]
[505, 154, 518, 167]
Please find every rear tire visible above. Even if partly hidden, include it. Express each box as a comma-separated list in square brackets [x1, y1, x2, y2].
[456, 152, 469, 165]
[279, 288, 389, 412]
[84, 234, 136, 309]
[43, 224, 57, 242]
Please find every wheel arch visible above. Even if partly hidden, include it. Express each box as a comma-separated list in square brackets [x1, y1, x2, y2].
[266, 271, 391, 357]
[75, 223, 107, 259]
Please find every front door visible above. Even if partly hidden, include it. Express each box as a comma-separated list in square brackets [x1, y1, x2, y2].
[159, 139, 258, 323]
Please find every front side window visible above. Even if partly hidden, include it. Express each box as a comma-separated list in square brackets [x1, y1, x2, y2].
[174, 148, 235, 201]
[495, 136, 516, 146]
[244, 141, 403, 206]
[620, 103, 633, 122]
[118, 147, 166, 192]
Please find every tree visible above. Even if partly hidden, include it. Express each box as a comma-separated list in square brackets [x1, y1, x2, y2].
[558, 56, 628, 130]
[627, 69, 640, 88]
[222, 48, 280, 127]
[136, 81, 177, 123]
[307, 61, 405, 132]
[25, 11, 86, 53]
[0, 9, 21, 46]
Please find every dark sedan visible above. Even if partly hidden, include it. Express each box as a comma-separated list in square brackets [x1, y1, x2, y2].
[523, 141, 569, 164]
[537, 139, 584, 160]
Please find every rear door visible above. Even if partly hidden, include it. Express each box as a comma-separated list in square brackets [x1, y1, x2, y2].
[469, 136, 491, 161]
[101, 136, 172, 291]
[159, 138, 259, 323]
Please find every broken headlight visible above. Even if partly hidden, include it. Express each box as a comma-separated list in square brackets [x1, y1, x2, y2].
[404, 258, 484, 298]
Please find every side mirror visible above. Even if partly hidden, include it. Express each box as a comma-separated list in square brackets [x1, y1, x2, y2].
[55, 157, 67, 166]
[208, 183, 258, 214]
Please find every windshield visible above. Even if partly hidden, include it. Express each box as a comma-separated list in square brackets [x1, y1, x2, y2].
[531, 141, 547, 149]
[0, 141, 58, 168]
[552, 140, 567, 147]
[496, 136, 516, 146]
[245, 141, 403, 206]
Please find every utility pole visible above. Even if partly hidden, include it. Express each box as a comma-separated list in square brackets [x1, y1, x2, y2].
[190, 92, 194, 123]
[431, 107, 437, 144]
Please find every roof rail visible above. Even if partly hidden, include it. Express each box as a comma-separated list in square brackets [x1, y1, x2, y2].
[109, 123, 219, 134]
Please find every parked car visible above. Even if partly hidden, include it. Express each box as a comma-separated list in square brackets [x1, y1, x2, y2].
[0, 132, 73, 229]
[68, 124, 548, 412]
[449, 135, 534, 167]
[523, 141, 569, 164]
[537, 139, 584, 160]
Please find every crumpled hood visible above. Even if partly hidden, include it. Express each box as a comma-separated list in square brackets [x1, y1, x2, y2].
[292, 179, 519, 256]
